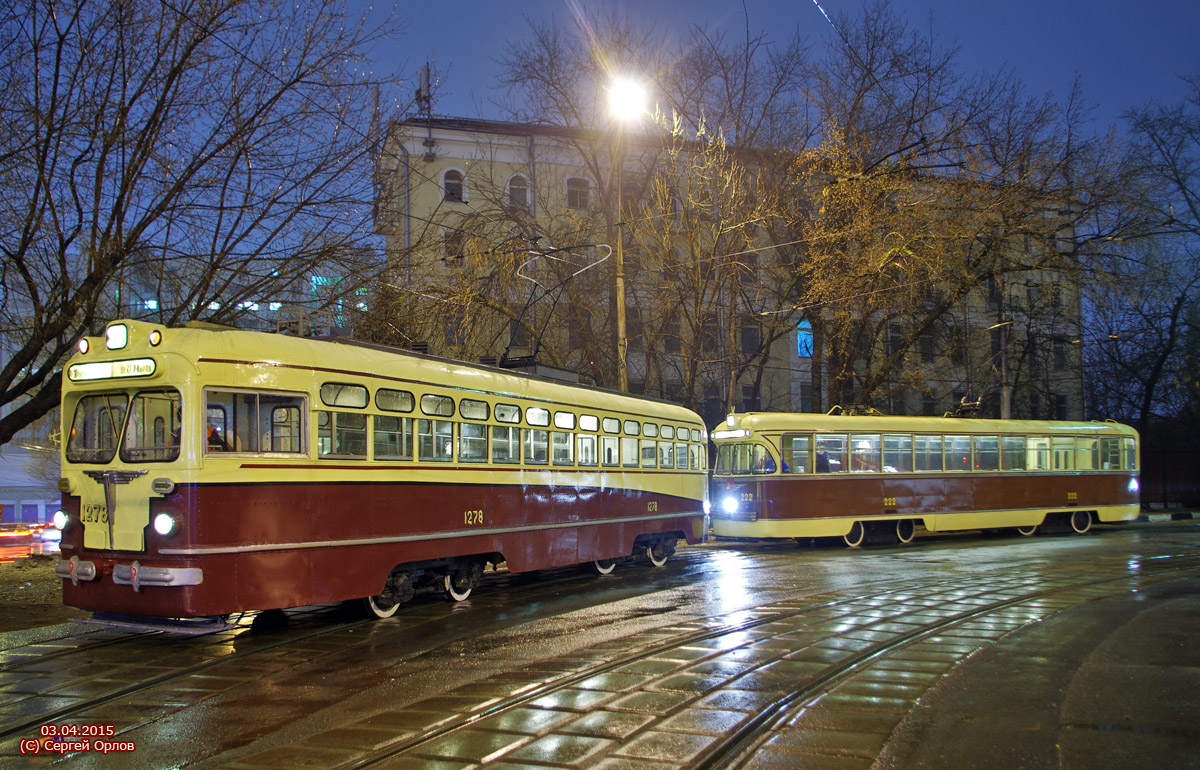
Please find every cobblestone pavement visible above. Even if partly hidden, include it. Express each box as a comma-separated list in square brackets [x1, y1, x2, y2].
[2, 521, 1198, 769]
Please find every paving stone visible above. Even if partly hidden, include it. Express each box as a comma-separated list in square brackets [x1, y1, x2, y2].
[559, 710, 656, 740]
[656, 707, 748, 736]
[605, 690, 693, 715]
[610, 659, 684, 677]
[809, 692, 916, 715]
[834, 680, 927, 699]
[587, 756, 671, 770]
[648, 673, 728, 695]
[610, 729, 718, 762]
[528, 688, 614, 712]
[472, 707, 576, 736]
[786, 706, 903, 733]
[357, 709, 447, 733]
[414, 727, 531, 763]
[301, 726, 400, 752]
[221, 745, 365, 769]
[693, 687, 782, 713]
[574, 672, 651, 693]
[504, 733, 617, 767]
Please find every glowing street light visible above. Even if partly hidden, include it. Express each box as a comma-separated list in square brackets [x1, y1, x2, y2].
[609, 77, 646, 392]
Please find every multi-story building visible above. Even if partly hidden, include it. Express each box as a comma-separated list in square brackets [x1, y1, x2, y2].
[374, 116, 1084, 425]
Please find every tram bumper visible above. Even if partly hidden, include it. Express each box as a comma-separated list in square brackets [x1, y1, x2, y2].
[55, 556, 98, 585]
[112, 561, 204, 592]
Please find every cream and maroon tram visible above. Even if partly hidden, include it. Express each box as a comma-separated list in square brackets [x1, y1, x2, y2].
[54, 320, 709, 620]
[710, 411, 1139, 546]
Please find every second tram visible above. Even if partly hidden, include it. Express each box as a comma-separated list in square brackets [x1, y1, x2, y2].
[710, 411, 1139, 546]
[54, 320, 709, 620]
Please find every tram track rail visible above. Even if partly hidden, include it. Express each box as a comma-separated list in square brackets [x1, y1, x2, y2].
[327, 554, 1200, 770]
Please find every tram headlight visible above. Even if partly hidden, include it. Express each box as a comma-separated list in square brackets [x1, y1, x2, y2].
[721, 496, 740, 515]
[1128, 478, 1140, 494]
[703, 499, 712, 515]
[153, 513, 176, 536]
[77, 338, 90, 355]
[52, 510, 69, 531]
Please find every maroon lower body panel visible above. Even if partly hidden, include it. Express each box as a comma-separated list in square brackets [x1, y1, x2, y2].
[60, 480, 704, 618]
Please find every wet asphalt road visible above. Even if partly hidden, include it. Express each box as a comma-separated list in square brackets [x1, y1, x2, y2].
[2, 518, 1198, 768]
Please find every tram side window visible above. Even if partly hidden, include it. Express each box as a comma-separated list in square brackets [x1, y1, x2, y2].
[578, 434, 598, 466]
[261, 395, 303, 453]
[621, 436, 639, 467]
[658, 440, 672, 469]
[914, 435, 942, 471]
[207, 390, 304, 454]
[1123, 437, 1137, 470]
[689, 443, 701, 471]
[122, 390, 182, 463]
[1001, 436, 1026, 470]
[492, 425, 520, 463]
[883, 434, 913, 473]
[601, 435, 619, 466]
[1027, 436, 1051, 470]
[1099, 437, 1121, 469]
[675, 442, 688, 469]
[973, 436, 999, 471]
[814, 435, 846, 472]
[850, 434, 880, 473]
[525, 428, 549, 464]
[552, 431, 574, 465]
[1076, 437, 1099, 470]
[1052, 436, 1075, 470]
[318, 411, 367, 458]
[460, 423, 488, 462]
[418, 419, 454, 461]
[374, 415, 413, 459]
[66, 394, 129, 464]
[944, 435, 971, 471]
[641, 439, 658, 468]
[321, 383, 368, 408]
[716, 443, 776, 475]
[781, 434, 810, 474]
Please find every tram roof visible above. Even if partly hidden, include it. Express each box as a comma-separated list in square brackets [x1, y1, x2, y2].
[69, 320, 705, 427]
[718, 411, 1138, 438]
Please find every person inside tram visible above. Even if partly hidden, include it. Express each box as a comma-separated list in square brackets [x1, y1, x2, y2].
[815, 446, 830, 473]
[207, 426, 228, 451]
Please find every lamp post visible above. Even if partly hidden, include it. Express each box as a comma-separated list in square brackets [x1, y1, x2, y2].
[608, 77, 646, 392]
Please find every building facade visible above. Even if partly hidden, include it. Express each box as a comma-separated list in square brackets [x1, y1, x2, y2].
[374, 117, 1084, 425]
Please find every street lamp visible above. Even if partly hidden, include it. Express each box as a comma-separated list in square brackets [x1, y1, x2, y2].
[609, 77, 646, 392]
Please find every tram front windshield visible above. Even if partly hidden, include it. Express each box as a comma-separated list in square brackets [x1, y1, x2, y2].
[66, 389, 183, 464]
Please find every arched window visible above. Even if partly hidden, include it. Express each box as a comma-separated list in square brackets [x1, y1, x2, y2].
[565, 177, 590, 209]
[443, 169, 466, 203]
[508, 175, 529, 212]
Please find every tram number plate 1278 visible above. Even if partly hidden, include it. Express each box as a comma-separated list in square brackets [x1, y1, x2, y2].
[82, 504, 109, 524]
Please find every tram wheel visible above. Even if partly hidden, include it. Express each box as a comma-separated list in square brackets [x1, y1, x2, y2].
[361, 593, 401, 619]
[895, 519, 916, 544]
[1016, 524, 1039, 537]
[444, 573, 473, 602]
[1070, 510, 1093, 534]
[592, 558, 617, 575]
[842, 521, 866, 548]
[645, 543, 670, 567]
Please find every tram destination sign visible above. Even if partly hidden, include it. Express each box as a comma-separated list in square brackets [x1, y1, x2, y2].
[67, 357, 157, 382]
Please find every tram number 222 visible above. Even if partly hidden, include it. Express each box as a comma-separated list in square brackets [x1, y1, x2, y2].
[463, 509, 484, 527]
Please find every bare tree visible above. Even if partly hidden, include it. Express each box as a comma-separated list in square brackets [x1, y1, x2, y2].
[1084, 76, 1200, 430]
[0, 0, 405, 446]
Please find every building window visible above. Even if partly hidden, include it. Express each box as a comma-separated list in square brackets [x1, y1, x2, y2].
[443, 169, 466, 202]
[1053, 336, 1067, 370]
[740, 324, 761, 355]
[508, 175, 529, 211]
[1054, 393, 1070, 420]
[566, 177, 590, 209]
[442, 230, 464, 261]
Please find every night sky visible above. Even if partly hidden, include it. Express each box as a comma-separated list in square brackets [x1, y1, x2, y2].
[357, 0, 1198, 131]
